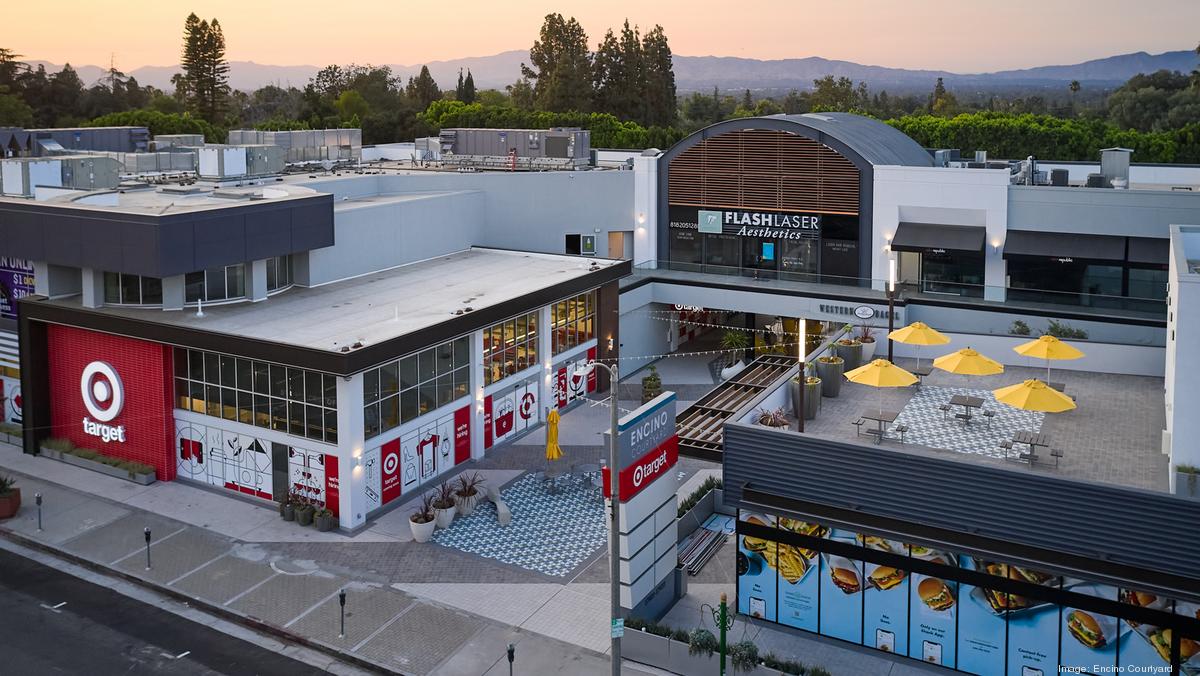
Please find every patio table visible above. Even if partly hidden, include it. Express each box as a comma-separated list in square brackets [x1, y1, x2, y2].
[912, 364, 934, 387]
[1012, 430, 1050, 466]
[861, 410, 899, 445]
[949, 395, 984, 424]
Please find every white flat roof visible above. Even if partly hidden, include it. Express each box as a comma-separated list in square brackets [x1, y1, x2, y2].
[68, 248, 620, 353]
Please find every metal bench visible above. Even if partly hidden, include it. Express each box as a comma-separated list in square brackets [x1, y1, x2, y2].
[852, 419, 865, 436]
[1018, 451, 1038, 468]
[894, 425, 909, 443]
[981, 410, 995, 428]
[1050, 448, 1064, 468]
[938, 404, 951, 421]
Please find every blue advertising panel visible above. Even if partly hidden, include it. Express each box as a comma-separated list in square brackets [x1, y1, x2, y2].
[862, 536, 909, 656]
[737, 511, 776, 622]
[958, 556, 1007, 676]
[0, 257, 34, 320]
[818, 528, 863, 644]
[1060, 583, 1118, 674]
[1119, 592, 1183, 674]
[776, 518, 824, 632]
[908, 546, 957, 667]
[1000, 564, 1060, 676]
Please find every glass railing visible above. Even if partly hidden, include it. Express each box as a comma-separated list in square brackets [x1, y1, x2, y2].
[629, 260, 1167, 320]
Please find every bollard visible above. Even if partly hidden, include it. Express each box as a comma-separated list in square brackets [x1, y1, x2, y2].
[144, 527, 152, 570]
[507, 643, 515, 676]
[338, 588, 346, 638]
[35, 493, 42, 532]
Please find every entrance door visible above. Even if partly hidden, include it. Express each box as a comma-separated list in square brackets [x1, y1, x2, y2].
[741, 237, 778, 278]
[607, 231, 633, 260]
[271, 442, 289, 501]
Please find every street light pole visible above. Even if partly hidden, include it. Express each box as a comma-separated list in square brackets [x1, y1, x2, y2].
[797, 318, 807, 433]
[887, 257, 897, 363]
[586, 358, 623, 676]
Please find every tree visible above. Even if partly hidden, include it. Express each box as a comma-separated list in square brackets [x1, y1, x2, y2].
[522, 13, 593, 112]
[640, 25, 676, 127]
[742, 89, 753, 110]
[0, 88, 34, 127]
[405, 65, 440, 110]
[179, 13, 230, 123]
[335, 90, 370, 121]
[810, 76, 865, 111]
[593, 21, 645, 122]
[455, 69, 465, 101]
[781, 89, 809, 114]
[462, 70, 476, 104]
[506, 77, 535, 110]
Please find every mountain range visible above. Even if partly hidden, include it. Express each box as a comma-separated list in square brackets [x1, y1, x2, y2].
[26, 49, 1200, 94]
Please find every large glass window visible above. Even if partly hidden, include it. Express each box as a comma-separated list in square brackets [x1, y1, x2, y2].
[551, 290, 596, 356]
[668, 229, 703, 272]
[266, 255, 294, 292]
[173, 347, 336, 444]
[185, 264, 247, 303]
[361, 335, 470, 440]
[484, 312, 539, 385]
[102, 272, 164, 306]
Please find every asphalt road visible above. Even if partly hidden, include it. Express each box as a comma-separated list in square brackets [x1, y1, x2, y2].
[0, 547, 329, 675]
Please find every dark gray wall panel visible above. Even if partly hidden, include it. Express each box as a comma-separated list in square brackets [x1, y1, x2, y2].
[78, 220, 123, 273]
[290, 201, 335, 252]
[245, 207, 292, 260]
[119, 221, 160, 277]
[191, 213, 247, 269]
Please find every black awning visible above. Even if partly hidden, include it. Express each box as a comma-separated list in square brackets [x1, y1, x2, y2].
[1003, 229, 1125, 261]
[891, 222, 985, 254]
[1128, 237, 1169, 265]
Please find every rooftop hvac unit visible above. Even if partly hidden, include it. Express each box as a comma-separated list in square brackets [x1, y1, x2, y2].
[1085, 173, 1107, 188]
[1050, 168, 1069, 186]
[0, 155, 120, 196]
[1100, 147, 1131, 188]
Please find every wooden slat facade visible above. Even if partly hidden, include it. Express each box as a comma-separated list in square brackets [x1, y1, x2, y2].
[667, 128, 860, 215]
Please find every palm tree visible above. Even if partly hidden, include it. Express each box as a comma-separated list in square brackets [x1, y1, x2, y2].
[1068, 80, 1080, 114]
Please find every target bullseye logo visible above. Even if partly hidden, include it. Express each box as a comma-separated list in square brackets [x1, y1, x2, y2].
[80, 361, 127, 443]
[383, 450, 399, 476]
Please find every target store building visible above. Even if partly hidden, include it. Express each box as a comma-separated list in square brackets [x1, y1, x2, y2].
[6, 182, 626, 531]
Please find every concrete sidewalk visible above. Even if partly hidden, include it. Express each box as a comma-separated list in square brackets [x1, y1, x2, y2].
[0, 441, 657, 676]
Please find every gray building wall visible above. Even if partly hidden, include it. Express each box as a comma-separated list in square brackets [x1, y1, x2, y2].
[302, 190, 486, 286]
[1008, 186, 1200, 237]
[296, 170, 635, 260]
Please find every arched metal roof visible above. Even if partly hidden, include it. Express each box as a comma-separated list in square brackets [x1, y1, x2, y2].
[662, 112, 933, 168]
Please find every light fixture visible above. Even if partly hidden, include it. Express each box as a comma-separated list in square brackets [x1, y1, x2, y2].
[607, 337, 614, 351]
[888, 257, 897, 294]
[637, 213, 646, 224]
[992, 239, 1002, 253]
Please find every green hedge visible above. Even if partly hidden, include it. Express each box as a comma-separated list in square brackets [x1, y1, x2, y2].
[677, 475, 723, 518]
[83, 110, 224, 144]
[40, 438, 154, 476]
[420, 100, 686, 149]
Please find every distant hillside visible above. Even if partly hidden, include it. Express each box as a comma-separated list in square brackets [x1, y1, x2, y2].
[24, 48, 1200, 94]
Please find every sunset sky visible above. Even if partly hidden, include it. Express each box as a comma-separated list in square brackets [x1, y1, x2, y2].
[8, 0, 1198, 72]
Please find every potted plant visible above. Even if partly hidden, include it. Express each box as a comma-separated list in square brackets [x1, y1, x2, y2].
[410, 493, 437, 542]
[314, 507, 336, 532]
[729, 640, 760, 673]
[1010, 319, 1032, 336]
[803, 375, 822, 420]
[432, 480, 457, 528]
[454, 471, 485, 516]
[719, 329, 751, 380]
[834, 326, 863, 370]
[278, 492, 295, 521]
[857, 324, 877, 361]
[0, 473, 20, 519]
[1176, 464, 1200, 500]
[815, 355, 844, 397]
[756, 407, 789, 428]
[641, 365, 663, 404]
[295, 495, 315, 526]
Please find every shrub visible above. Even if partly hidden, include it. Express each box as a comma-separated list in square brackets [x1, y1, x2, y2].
[41, 437, 74, 452]
[677, 475, 723, 517]
[624, 616, 646, 631]
[688, 628, 718, 657]
[0, 473, 15, 496]
[71, 447, 99, 460]
[729, 640, 759, 672]
[1178, 464, 1200, 474]
[1044, 319, 1088, 340]
[756, 406, 790, 428]
[1010, 320, 1031, 336]
[0, 422, 20, 435]
[671, 628, 691, 643]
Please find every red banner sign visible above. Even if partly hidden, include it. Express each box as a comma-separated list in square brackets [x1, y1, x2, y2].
[454, 405, 471, 465]
[324, 453, 340, 517]
[381, 438, 401, 505]
[602, 435, 678, 502]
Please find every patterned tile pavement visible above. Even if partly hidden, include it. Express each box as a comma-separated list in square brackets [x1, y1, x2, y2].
[431, 472, 607, 577]
[892, 384, 1045, 459]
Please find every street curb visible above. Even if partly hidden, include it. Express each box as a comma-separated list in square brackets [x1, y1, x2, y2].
[0, 526, 409, 676]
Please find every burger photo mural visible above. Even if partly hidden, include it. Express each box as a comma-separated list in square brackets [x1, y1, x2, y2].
[737, 511, 777, 621]
[906, 546, 960, 667]
[1059, 583, 1124, 671]
[1117, 598, 1200, 673]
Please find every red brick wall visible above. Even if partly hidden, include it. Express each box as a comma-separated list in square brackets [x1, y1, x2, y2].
[47, 325, 176, 480]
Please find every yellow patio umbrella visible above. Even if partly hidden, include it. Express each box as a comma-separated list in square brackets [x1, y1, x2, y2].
[1013, 335, 1085, 383]
[545, 408, 563, 462]
[993, 379, 1076, 428]
[887, 321, 950, 369]
[844, 358, 918, 415]
[934, 348, 1004, 377]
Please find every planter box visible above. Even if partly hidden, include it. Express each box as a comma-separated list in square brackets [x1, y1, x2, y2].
[53, 451, 156, 485]
[678, 487, 717, 541]
[0, 488, 20, 519]
[669, 642, 719, 675]
[833, 341, 863, 371]
[624, 629, 672, 666]
[1, 432, 20, 446]
[1175, 472, 1200, 500]
[815, 360, 843, 397]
